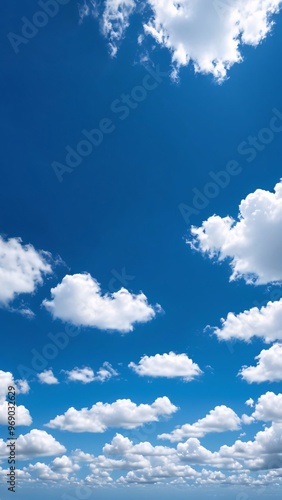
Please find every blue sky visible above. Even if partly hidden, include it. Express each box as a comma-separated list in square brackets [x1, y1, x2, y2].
[1, 1, 282, 498]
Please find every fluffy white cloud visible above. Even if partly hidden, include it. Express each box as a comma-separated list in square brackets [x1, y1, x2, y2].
[190, 180, 282, 284]
[87, 0, 282, 81]
[158, 405, 241, 442]
[214, 299, 282, 343]
[145, 0, 282, 81]
[245, 398, 255, 407]
[64, 366, 95, 383]
[0, 429, 66, 460]
[38, 369, 59, 385]
[0, 401, 32, 426]
[240, 344, 282, 383]
[43, 273, 160, 332]
[64, 363, 118, 384]
[0, 235, 52, 306]
[129, 352, 202, 381]
[52, 455, 80, 474]
[46, 396, 178, 432]
[252, 392, 282, 422]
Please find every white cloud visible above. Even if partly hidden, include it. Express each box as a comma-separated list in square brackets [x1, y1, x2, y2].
[0, 235, 52, 306]
[71, 449, 95, 462]
[252, 392, 282, 422]
[46, 396, 178, 432]
[43, 273, 160, 332]
[64, 363, 118, 384]
[38, 369, 59, 385]
[52, 455, 80, 474]
[0, 429, 66, 460]
[214, 299, 282, 343]
[64, 367, 95, 383]
[158, 405, 241, 442]
[190, 180, 282, 284]
[240, 344, 282, 383]
[15, 379, 30, 394]
[129, 352, 202, 381]
[241, 414, 255, 425]
[245, 398, 255, 407]
[0, 401, 32, 426]
[102, 0, 136, 56]
[88, 0, 282, 81]
[94, 362, 118, 382]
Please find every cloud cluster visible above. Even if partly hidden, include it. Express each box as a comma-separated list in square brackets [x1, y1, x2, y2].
[0, 236, 52, 306]
[190, 180, 282, 285]
[46, 397, 178, 432]
[129, 352, 202, 380]
[43, 273, 160, 332]
[5, 393, 282, 486]
[84, 0, 282, 81]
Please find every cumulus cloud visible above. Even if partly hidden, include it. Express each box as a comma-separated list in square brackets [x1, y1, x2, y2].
[0, 401, 32, 426]
[0, 235, 52, 306]
[240, 344, 282, 383]
[0, 429, 66, 460]
[38, 369, 59, 385]
[214, 299, 282, 343]
[85, 1, 282, 81]
[158, 405, 241, 442]
[43, 273, 160, 332]
[46, 396, 178, 432]
[144, 0, 282, 81]
[252, 392, 282, 422]
[64, 366, 95, 384]
[64, 363, 118, 384]
[190, 180, 282, 284]
[129, 352, 202, 380]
